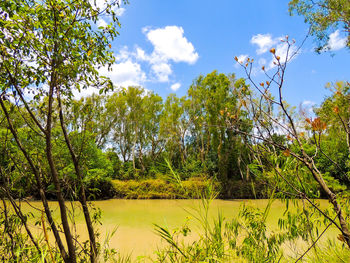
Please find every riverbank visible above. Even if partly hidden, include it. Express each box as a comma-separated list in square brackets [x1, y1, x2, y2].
[5, 177, 291, 201]
[111, 178, 269, 200]
[8, 176, 329, 201]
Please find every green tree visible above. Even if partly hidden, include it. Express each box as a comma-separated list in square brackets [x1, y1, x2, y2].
[289, 0, 350, 51]
[314, 81, 350, 185]
[0, 0, 123, 262]
[138, 91, 165, 171]
[160, 94, 190, 168]
[188, 71, 251, 181]
[107, 91, 133, 163]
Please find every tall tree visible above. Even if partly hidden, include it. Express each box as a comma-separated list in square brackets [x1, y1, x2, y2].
[0, 0, 123, 262]
[188, 71, 250, 180]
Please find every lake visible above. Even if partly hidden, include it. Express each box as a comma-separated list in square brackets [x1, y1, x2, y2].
[21, 199, 336, 259]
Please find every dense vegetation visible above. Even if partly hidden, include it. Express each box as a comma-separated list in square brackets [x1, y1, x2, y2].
[0, 0, 349, 262]
[2, 74, 349, 200]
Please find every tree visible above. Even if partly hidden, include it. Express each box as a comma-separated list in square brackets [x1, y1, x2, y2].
[160, 94, 190, 167]
[314, 81, 350, 185]
[187, 71, 251, 181]
[236, 38, 350, 250]
[289, 0, 350, 51]
[0, 0, 123, 262]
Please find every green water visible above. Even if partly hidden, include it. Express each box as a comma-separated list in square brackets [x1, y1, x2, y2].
[21, 199, 336, 258]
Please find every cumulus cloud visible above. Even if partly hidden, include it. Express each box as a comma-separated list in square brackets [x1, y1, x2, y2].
[100, 60, 146, 87]
[115, 46, 133, 62]
[302, 100, 316, 106]
[170, 83, 181, 91]
[136, 26, 198, 82]
[143, 26, 199, 64]
[76, 25, 198, 98]
[135, 47, 147, 61]
[74, 58, 146, 98]
[326, 30, 347, 51]
[151, 63, 172, 82]
[258, 58, 267, 66]
[251, 34, 278, 54]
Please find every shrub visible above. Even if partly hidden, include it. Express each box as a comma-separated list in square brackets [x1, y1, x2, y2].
[84, 175, 116, 200]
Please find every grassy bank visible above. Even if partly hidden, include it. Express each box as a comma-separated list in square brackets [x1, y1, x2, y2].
[4, 175, 273, 201]
[111, 178, 269, 199]
[112, 177, 213, 199]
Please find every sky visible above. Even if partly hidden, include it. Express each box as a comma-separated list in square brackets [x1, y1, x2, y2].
[87, 0, 350, 110]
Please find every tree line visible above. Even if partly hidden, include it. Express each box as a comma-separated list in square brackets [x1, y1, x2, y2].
[2, 71, 349, 199]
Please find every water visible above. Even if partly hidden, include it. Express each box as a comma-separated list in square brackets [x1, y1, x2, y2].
[19, 199, 336, 258]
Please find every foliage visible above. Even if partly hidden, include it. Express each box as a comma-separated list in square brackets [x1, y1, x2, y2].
[289, 0, 350, 51]
[112, 178, 215, 199]
[0, 0, 125, 261]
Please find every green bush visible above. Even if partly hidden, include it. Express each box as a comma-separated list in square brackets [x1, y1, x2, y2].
[84, 173, 116, 200]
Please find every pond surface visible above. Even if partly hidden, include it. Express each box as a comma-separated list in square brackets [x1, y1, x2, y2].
[22, 199, 336, 259]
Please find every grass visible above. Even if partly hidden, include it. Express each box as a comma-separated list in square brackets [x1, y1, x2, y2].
[112, 178, 215, 199]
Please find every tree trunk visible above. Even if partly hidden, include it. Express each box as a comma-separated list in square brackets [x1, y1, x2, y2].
[46, 80, 76, 263]
[0, 97, 69, 262]
[305, 155, 350, 247]
[57, 91, 97, 262]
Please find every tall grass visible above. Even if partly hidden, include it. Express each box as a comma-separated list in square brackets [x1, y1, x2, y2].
[151, 161, 350, 263]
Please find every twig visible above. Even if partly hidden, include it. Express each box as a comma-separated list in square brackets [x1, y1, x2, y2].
[295, 214, 337, 262]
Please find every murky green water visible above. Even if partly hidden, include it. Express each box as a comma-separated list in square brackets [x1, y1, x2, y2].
[19, 199, 336, 258]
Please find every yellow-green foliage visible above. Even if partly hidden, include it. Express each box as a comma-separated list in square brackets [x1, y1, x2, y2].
[112, 178, 215, 199]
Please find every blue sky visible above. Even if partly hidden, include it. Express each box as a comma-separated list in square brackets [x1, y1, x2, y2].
[89, 0, 349, 109]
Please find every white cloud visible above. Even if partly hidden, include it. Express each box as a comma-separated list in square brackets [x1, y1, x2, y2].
[115, 46, 133, 62]
[237, 54, 248, 63]
[73, 87, 99, 99]
[143, 26, 199, 64]
[327, 30, 347, 51]
[90, 0, 124, 14]
[133, 26, 199, 82]
[240, 33, 301, 72]
[170, 83, 181, 91]
[100, 60, 146, 87]
[91, 0, 125, 35]
[74, 59, 146, 98]
[97, 18, 108, 28]
[251, 34, 277, 54]
[90, 0, 111, 10]
[74, 25, 198, 96]
[114, 7, 125, 16]
[151, 63, 172, 82]
[135, 47, 147, 60]
[267, 42, 298, 69]
[302, 100, 315, 106]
